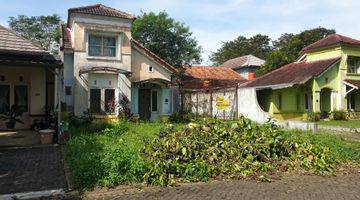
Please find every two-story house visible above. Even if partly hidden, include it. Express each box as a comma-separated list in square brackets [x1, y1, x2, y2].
[242, 34, 360, 120]
[60, 4, 178, 121]
[221, 55, 265, 80]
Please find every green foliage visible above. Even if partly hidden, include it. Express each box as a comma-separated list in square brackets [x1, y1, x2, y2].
[169, 111, 201, 123]
[8, 14, 62, 54]
[64, 120, 183, 190]
[257, 27, 335, 76]
[143, 117, 337, 186]
[0, 105, 25, 129]
[210, 34, 272, 65]
[132, 11, 202, 67]
[306, 112, 322, 122]
[330, 110, 347, 120]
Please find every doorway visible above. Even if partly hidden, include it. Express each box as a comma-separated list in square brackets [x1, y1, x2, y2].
[138, 89, 151, 120]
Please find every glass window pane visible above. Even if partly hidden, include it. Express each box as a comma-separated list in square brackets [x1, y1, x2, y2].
[105, 89, 115, 113]
[103, 47, 116, 57]
[90, 89, 101, 114]
[89, 46, 102, 56]
[152, 90, 157, 111]
[0, 85, 10, 114]
[89, 35, 102, 45]
[14, 85, 28, 112]
[103, 37, 116, 47]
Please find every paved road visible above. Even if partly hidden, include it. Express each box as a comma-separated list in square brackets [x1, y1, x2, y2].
[0, 145, 66, 194]
[83, 173, 360, 200]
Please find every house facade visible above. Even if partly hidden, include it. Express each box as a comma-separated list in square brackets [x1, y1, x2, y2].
[60, 4, 178, 121]
[221, 55, 265, 80]
[242, 34, 360, 120]
[0, 25, 61, 129]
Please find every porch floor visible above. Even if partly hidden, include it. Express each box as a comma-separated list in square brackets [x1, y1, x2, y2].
[0, 130, 40, 147]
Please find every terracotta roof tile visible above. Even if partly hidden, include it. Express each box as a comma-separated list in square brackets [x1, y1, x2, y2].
[221, 55, 265, 69]
[61, 25, 72, 50]
[0, 25, 46, 53]
[243, 57, 341, 88]
[302, 34, 360, 52]
[131, 39, 177, 73]
[182, 66, 247, 89]
[68, 4, 135, 23]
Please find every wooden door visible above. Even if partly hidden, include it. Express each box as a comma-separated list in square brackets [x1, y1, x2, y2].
[138, 89, 151, 120]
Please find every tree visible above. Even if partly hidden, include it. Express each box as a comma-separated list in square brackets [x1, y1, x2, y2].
[132, 11, 202, 67]
[257, 27, 336, 76]
[210, 34, 272, 65]
[8, 14, 62, 54]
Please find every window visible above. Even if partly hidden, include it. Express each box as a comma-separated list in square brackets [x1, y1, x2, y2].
[65, 86, 72, 96]
[105, 89, 115, 113]
[277, 93, 282, 110]
[14, 85, 28, 112]
[151, 90, 158, 112]
[90, 89, 101, 113]
[347, 56, 360, 74]
[148, 65, 154, 72]
[304, 93, 311, 110]
[347, 93, 356, 110]
[296, 94, 300, 111]
[0, 85, 10, 114]
[88, 35, 116, 57]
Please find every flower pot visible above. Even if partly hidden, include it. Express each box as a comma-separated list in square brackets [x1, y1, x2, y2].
[39, 129, 55, 144]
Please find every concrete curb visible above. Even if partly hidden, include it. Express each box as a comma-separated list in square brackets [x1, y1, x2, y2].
[318, 125, 360, 133]
[60, 145, 74, 192]
[0, 189, 64, 200]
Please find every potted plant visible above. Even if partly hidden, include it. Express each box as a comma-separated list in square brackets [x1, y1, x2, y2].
[0, 105, 24, 129]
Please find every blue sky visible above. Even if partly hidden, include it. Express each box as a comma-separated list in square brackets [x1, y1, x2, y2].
[1, 0, 359, 64]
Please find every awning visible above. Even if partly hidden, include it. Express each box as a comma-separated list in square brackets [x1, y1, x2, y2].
[344, 79, 360, 96]
[79, 66, 132, 76]
[133, 78, 174, 87]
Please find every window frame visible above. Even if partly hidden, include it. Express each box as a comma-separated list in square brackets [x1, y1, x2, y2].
[14, 85, 28, 113]
[0, 84, 10, 114]
[86, 31, 122, 60]
[104, 89, 116, 114]
[277, 93, 282, 111]
[151, 90, 158, 112]
[347, 56, 360, 74]
[89, 88, 102, 114]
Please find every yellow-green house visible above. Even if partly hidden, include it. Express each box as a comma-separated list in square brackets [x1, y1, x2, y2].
[243, 34, 360, 120]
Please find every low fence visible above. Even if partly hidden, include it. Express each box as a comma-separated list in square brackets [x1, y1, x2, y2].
[183, 87, 238, 120]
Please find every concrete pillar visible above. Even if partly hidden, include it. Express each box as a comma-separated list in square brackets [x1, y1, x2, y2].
[312, 90, 320, 112]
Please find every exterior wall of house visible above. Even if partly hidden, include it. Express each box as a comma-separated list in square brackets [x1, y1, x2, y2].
[0, 66, 46, 129]
[130, 47, 172, 82]
[68, 14, 133, 116]
[130, 47, 175, 120]
[234, 66, 258, 80]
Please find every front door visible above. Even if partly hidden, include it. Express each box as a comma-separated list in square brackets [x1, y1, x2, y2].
[138, 89, 151, 120]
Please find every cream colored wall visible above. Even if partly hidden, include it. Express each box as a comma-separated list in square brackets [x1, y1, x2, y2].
[131, 47, 172, 82]
[0, 66, 46, 129]
[70, 14, 133, 115]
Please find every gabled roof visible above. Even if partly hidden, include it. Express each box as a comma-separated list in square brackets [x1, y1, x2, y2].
[0, 25, 46, 54]
[67, 4, 135, 26]
[344, 80, 360, 89]
[221, 55, 265, 69]
[131, 39, 177, 73]
[302, 34, 360, 52]
[182, 66, 247, 89]
[243, 57, 341, 89]
[61, 25, 72, 50]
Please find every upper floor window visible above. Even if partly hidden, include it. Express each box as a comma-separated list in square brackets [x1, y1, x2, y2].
[347, 56, 360, 74]
[88, 35, 116, 57]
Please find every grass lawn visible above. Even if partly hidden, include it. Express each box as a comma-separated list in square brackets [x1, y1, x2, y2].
[316, 120, 360, 128]
[64, 119, 360, 190]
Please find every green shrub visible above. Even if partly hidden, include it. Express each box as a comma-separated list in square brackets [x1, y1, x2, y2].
[330, 110, 347, 120]
[169, 111, 201, 123]
[306, 112, 321, 122]
[143, 117, 336, 186]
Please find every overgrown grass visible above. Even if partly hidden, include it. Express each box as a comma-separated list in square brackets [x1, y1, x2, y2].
[64, 120, 183, 190]
[64, 118, 360, 190]
[283, 130, 360, 162]
[317, 120, 360, 128]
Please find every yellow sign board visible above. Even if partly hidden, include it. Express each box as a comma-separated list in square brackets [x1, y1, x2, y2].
[216, 96, 230, 110]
